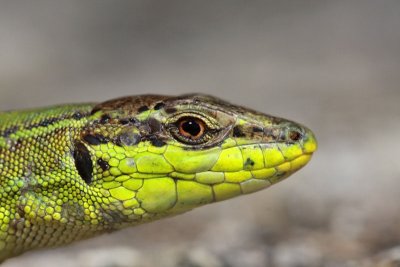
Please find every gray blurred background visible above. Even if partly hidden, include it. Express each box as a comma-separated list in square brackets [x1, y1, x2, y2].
[1, 1, 399, 266]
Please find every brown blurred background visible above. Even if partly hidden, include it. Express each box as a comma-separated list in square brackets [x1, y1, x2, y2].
[1, 1, 400, 266]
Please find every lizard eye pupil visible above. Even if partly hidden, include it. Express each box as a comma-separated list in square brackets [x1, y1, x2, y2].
[178, 117, 205, 139]
[182, 121, 200, 136]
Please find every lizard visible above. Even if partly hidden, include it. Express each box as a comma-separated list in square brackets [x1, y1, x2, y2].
[0, 94, 317, 261]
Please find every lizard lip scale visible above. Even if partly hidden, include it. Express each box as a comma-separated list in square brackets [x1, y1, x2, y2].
[0, 94, 317, 261]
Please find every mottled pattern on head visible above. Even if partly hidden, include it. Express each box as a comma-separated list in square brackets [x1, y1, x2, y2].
[92, 94, 272, 118]
[87, 94, 305, 150]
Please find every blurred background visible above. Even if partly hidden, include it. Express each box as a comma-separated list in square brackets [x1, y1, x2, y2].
[1, 1, 399, 266]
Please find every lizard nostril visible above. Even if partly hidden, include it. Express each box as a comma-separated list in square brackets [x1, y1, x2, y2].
[288, 130, 302, 142]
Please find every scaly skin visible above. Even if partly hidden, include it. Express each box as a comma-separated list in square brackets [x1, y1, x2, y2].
[0, 94, 317, 261]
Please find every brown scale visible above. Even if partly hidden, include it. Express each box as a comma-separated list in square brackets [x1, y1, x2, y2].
[90, 95, 170, 116]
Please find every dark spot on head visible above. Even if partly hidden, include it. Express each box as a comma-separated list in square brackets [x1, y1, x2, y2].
[165, 107, 177, 114]
[232, 126, 246, 138]
[72, 112, 83, 120]
[289, 130, 302, 142]
[129, 118, 138, 124]
[100, 114, 111, 124]
[97, 158, 110, 171]
[116, 132, 141, 146]
[150, 137, 166, 147]
[83, 134, 109, 145]
[119, 119, 130, 125]
[154, 102, 165, 110]
[138, 106, 149, 113]
[244, 158, 255, 168]
[147, 118, 162, 133]
[120, 118, 139, 125]
[252, 126, 264, 133]
[73, 141, 93, 185]
[113, 138, 122, 147]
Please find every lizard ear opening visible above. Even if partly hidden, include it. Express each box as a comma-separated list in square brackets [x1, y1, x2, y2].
[73, 140, 93, 185]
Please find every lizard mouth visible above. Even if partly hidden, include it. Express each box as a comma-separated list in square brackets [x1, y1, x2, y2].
[168, 128, 317, 199]
[122, 127, 318, 185]
[190, 152, 314, 192]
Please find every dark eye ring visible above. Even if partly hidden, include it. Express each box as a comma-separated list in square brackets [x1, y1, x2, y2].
[177, 117, 206, 140]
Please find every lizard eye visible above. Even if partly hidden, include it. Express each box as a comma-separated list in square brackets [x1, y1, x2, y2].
[168, 113, 224, 146]
[177, 117, 206, 140]
[168, 115, 213, 145]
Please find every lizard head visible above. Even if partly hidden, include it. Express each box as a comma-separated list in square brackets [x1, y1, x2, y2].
[0, 93, 317, 260]
[81, 94, 317, 226]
